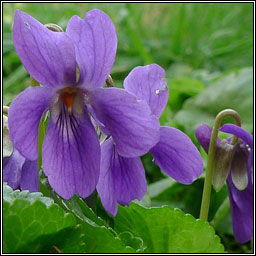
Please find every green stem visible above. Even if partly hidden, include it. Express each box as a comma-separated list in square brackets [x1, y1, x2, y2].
[199, 109, 241, 221]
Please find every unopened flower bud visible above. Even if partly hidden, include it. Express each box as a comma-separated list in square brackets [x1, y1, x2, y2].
[212, 140, 233, 192]
[3, 114, 13, 157]
[230, 140, 249, 191]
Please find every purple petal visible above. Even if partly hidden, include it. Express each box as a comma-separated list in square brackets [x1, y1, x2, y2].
[20, 160, 39, 192]
[96, 138, 118, 216]
[195, 124, 211, 153]
[227, 173, 253, 243]
[3, 148, 26, 189]
[220, 124, 253, 149]
[124, 64, 169, 118]
[8, 86, 53, 160]
[66, 9, 117, 89]
[150, 126, 203, 184]
[97, 137, 147, 216]
[87, 105, 111, 135]
[42, 105, 100, 200]
[13, 10, 76, 88]
[195, 124, 221, 153]
[89, 88, 160, 157]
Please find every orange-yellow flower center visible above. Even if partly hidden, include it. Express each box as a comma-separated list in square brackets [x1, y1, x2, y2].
[60, 88, 77, 114]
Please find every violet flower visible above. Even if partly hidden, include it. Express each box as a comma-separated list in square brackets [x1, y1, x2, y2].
[97, 64, 204, 216]
[9, 10, 160, 200]
[3, 114, 39, 192]
[3, 148, 39, 193]
[196, 123, 253, 243]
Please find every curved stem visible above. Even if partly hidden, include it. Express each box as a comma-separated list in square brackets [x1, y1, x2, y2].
[199, 109, 241, 221]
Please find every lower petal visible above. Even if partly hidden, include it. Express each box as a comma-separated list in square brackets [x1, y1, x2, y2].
[96, 138, 118, 216]
[227, 172, 253, 213]
[97, 137, 147, 216]
[3, 148, 26, 189]
[42, 105, 100, 199]
[150, 126, 203, 184]
[8, 86, 53, 160]
[227, 174, 253, 243]
[20, 160, 39, 192]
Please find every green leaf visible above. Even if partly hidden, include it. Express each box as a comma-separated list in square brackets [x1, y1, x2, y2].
[3, 184, 137, 253]
[3, 182, 53, 207]
[149, 178, 228, 222]
[78, 223, 136, 253]
[114, 202, 224, 253]
[3, 190, 77, 253]
[53, 192, 105, 226]
[118, 231, 145, 252]
[52, 192, 139, 253]
[174, 67, 253, 136]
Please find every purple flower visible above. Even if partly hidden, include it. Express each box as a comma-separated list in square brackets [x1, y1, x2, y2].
[9, 10, 160, 200]
[196, 123, 253, 243]
[97, 64, 204, 216]
[3, 148, 39, 192]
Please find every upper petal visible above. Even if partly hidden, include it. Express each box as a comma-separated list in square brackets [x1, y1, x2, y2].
[220, 124, 253, 149]
[150, 126, 203, 184]
[89, 88, 160, 157]
[66, 9, 117, 89]
[13, 10, 76, 88]
[195, 123, 221, 153]
[195, 124, 212, 153]
[42, 104, 100, 200]
[124, 64, 169, 118]
[97, 137, 147, 216]
[8, 86, 53, 160]
[20, 159, 39, 192]
[3, 148, 26, 190]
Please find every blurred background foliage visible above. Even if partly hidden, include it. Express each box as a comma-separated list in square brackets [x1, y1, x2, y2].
[3, 2, 253, 253]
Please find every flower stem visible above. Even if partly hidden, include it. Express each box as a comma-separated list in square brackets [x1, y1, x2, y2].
[199, 109, 241, 221]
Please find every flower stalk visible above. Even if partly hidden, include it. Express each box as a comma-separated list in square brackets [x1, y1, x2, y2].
[199, 109, 241, 221]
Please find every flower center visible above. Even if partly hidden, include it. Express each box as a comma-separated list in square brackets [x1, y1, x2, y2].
[60, 87, 78, 114]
